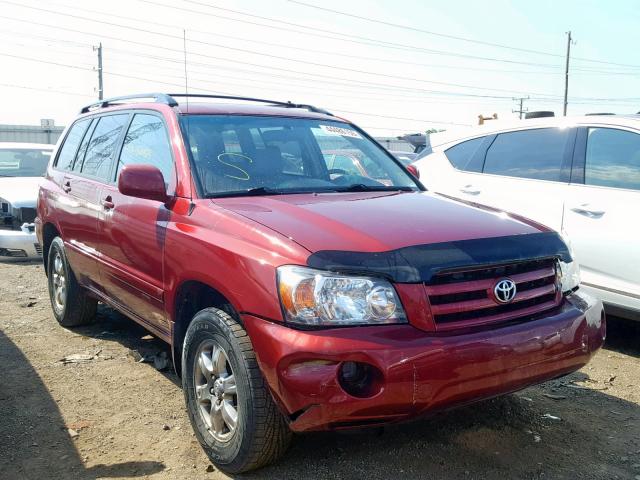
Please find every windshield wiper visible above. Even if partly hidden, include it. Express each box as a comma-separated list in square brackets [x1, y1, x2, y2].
[207, 187, 285, 198]
[336, 184, 415, 193]
[0, 174, 16, 177]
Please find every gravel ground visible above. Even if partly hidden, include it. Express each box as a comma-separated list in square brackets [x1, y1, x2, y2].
[0, 261, 639, 480]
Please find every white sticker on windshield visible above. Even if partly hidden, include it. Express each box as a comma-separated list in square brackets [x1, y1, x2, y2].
[319, 124, 362, 139]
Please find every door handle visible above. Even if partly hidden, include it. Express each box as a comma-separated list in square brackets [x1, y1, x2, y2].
[570, 205, 605, 218]
[460, 185, 481, 195]
[101, 196, 115, 210]
[62, 180, 71, 193]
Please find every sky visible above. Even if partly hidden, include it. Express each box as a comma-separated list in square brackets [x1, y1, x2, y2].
[0, 0, 639, 136]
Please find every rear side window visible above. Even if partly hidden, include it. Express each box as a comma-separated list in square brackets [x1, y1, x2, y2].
[585, 128, 640, 191]
[55, 119, 90, 171]
[118, 114, 174, 188]
[444, 137, 485, 172]
[81, 114, 129, 180]
[483, 128, 570, 181]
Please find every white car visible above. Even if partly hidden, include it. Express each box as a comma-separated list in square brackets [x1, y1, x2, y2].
[0, 143, 53, 259]
[413, 114, 640, 321]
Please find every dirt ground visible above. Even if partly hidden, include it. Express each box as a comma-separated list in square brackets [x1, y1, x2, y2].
[0, 261, 639, 480]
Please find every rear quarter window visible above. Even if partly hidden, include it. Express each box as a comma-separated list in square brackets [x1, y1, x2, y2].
[54, 118, 91, 171]
[444, 137, 485, 172]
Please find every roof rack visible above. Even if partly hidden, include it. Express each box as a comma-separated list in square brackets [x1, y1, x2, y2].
[79, 93, 178, 113]
[167, 94, 333, 116]
[79, 92, 333, 116]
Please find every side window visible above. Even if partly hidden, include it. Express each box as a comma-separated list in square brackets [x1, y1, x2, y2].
[584, 128, 640, 191]
[73, 119, 95, 172]
[444, 137, 485, 172]
[118, 114, 174, 188]
[55, 118, 91, 171]
[82, 114, 129, 180]
[483, 128, 570, 181]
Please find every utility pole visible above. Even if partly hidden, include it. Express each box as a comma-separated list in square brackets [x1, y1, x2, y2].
[94, 42, 103, 100]
[512, 96, 529, 119]
[563, 31, 573, 116]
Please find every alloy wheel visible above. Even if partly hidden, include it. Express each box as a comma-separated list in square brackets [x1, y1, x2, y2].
[193, 340, 239, 442]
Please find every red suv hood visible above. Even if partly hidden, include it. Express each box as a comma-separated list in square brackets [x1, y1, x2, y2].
[214, 191, 546, 253]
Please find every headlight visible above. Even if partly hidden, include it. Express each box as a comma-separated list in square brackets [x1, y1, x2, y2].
[277, 265, 407, 326]
[559, 259, 580, 293]
[558, 231, 581, 293]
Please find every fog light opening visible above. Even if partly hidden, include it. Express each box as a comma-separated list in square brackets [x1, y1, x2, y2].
[338, 361, 382, 398]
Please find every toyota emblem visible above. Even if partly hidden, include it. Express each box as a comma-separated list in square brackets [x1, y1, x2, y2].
[493, 278, 517, 304]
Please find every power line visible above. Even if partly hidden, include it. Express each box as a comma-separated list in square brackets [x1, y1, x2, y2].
[0, 14, 530, 100]
[101, 70, 471, 126]
[3, 15, 633, 105]
[42, 0, 567, 76]
[0, 82, 93, 98]
[0, 1, 561, 98]
[137, 0, 564, 69]
[0, 51, 95, 72]
[4, 13, 633, 105]
[288, 0, 563, 59]
[178, 0, 640, 70]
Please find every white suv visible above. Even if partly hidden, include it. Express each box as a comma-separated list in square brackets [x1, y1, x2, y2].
[413, 115, 640, 321]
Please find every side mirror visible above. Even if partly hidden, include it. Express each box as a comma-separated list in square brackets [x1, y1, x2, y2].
[118, 164, 169, 203]
[406, 164, 420, 179]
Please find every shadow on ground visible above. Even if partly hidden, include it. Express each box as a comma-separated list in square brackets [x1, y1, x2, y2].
[0, 328, 165, 480]
[605, 315, 640, 357]
[74, 304, 179, 387]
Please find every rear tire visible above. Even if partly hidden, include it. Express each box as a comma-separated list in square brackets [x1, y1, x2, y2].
[47, 237, 97, 327]
[182, 307, 291, 473]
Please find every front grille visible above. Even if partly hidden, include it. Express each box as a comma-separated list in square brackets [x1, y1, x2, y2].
[426, 259, 561, 331]
[34, 243, 43, 256]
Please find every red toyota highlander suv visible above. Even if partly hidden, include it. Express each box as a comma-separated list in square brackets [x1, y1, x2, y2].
[37, 93, 605, 473]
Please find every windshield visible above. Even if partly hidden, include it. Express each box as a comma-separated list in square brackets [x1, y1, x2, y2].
[0, 148, 51, 177]
[180, 115, 420, 197]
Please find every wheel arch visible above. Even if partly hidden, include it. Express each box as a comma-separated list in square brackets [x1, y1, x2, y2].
[41, 222, 61, 275]
[171, 279, 241, 377]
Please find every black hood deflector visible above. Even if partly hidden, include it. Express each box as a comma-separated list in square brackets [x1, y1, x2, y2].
[306, 232, 571, 283]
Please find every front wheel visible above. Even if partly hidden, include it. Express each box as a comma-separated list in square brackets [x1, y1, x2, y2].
[182, 307, 291, 473]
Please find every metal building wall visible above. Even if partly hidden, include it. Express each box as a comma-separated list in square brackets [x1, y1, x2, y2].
[0, 124, 65, 144]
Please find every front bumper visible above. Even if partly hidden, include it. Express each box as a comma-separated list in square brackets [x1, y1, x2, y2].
[243, 290, 605, 432]
[0, 224, 42, 260]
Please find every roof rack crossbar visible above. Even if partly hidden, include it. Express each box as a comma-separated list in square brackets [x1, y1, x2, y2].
[79, 93, 178, 114]
[167, 93, 333, 116]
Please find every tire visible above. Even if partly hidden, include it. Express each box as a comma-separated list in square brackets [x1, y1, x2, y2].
[47, 236, 97, 327]
[182, 307, 291, 473]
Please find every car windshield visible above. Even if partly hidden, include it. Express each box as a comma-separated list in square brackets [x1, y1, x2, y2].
[0, 148, 51, 177]
[180, 115, 420, 197]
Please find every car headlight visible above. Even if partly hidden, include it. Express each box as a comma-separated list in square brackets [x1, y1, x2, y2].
[558, 231, 580, 293]
[559, 259, 580, 293]
[277, 265, 407, 326]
